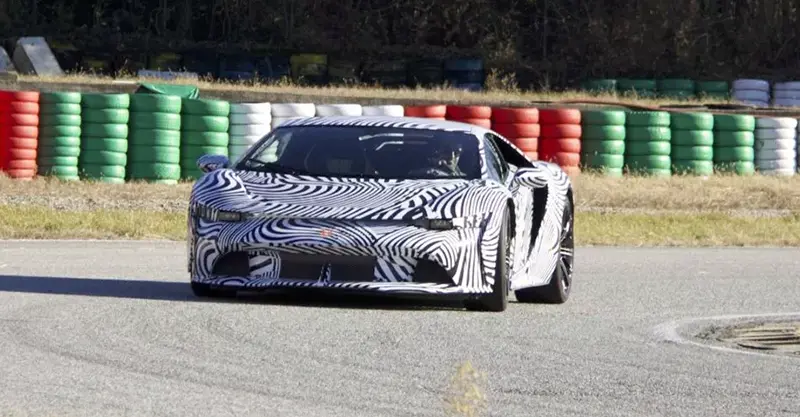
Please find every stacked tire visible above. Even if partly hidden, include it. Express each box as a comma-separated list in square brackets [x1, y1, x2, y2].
[616, 79, 658, 98]
[579, 110, 626, 176]
[695, 80, 730, 100]
[445, 105, 491, 128]
[754, 117, 797, 176]
[180, 98, 231, 180]
[362, 105, 404, 117]
[127, 94, 182, 184]
[623, 111, 672, 177]
[490, 107, 540, 161]
[403, 105, 446, 120]
[79, 93, 130, 183]
[271, 103, 316, 129]
[657, 79, 696, 100]
[36, 92, 82, 181]
[771, 82, 800, 108]
[670, 112, 715, 176]
[537, 108, 581, 176]
[0, 90, 39, 180]
[315, 103, 362, 117]
[229, 102, 272, 161]
[712, 114, 756, 176]
[732, 79, 770, 107]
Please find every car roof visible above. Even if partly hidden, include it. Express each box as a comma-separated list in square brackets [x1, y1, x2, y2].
[274, 115, 493, 137]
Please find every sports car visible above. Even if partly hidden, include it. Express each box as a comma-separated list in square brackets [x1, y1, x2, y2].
[187, 115, 574, 312]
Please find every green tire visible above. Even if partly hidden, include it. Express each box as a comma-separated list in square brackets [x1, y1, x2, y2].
[626, 141, 671, 156]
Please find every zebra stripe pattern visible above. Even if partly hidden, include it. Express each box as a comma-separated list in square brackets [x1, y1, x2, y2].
[188, 116, 573, 296]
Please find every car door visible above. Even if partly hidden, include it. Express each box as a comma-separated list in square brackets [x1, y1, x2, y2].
[483, 133, 535, 275]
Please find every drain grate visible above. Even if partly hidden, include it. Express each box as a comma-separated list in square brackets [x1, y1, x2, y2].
[718, 321, 800, 354]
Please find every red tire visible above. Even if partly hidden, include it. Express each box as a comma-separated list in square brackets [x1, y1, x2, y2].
[405, 105, 447, 118]
[491, 107, 539, 124]
[538, 108, 581, 124]
[492, 123, 540, 139]
[446, 105, 492, 119]
[540, 124, 582, 139]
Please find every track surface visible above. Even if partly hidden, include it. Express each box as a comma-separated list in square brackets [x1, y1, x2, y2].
[0, 241, 798, 417]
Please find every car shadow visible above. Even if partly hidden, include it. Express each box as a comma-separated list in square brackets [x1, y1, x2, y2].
[0, 274, 468, 311]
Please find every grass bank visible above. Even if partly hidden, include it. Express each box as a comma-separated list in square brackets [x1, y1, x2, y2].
[2, 173, 799, 245]
[2, 205, 798, 246]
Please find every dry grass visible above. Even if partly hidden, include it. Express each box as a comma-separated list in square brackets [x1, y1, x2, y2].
[2, 203, 800, 246]
[442, 361, 488, 417]
[17, 72, 732, 108]
[3, 173, 800, 215]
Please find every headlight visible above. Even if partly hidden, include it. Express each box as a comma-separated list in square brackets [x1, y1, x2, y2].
[411, 213, 486, 230]
[192, 203, 249, 222]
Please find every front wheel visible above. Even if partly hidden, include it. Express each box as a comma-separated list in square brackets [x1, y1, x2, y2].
[515, 197, 574, 304]
[464, 208, 510, 312]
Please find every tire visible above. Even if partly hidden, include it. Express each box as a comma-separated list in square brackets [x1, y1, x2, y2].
[515, 196, 574, 304]
[191, 282, 238, 298]
[464, 207, 510, 312]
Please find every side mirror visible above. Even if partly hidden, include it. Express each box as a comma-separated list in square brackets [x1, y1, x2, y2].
[514, 167, 547, 188]
[197, 154, 230, 173]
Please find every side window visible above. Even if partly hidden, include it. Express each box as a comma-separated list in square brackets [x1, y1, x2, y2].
[483, 134, 509, 180]
[482, 135, 504, 181]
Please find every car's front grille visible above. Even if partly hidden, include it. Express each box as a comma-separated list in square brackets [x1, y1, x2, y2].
[275, 253, 378, 281]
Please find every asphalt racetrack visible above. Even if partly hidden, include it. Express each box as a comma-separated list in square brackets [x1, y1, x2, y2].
[0, 241, 798, 417]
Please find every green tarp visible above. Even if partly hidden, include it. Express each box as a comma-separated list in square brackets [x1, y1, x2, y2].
[135, 82, 200, 99]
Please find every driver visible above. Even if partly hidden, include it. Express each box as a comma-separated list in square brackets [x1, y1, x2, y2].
[412, 140, 464, 177]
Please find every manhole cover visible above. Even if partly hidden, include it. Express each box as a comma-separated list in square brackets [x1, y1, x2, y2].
[717, 321, 800, 354]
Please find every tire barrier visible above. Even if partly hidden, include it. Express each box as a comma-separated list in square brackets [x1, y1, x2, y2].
[657, 79, 695, 100]
[127, 94, 182, 184]
[5, 91, 800, 182]
[180, 98, 230, 180]
[732, 79, 770, 107]
[695, 81, 730, 100]
[37, 92, 82, 181]
[0, 90, 40, 180]
[624, 111, 672, 177]
[754, 117, 797, 176]
[445, 105, 492, 129]
[361, 105, 404, 117]
[403, 105, 446, 120]
[615, 79, 657, 98]
[580, 110, 626, 177]
[490, 107, 539, 161]
[79, 93, 130, 183]
[271, 103, 315, 130]
[713, 114, 756, 175]
[229, 102, 272, 162]
[538, 108, 581, 177]
[771, 82, 800, 108]
[670, 112, 715, 176]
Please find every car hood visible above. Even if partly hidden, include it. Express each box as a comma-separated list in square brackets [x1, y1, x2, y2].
[191, 169, 507, 221]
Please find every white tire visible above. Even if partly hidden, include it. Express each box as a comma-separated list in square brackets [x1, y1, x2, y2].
[315, 103, 363, 116]
[272, 116, 304, 129]
[230, 123, 272, 137]
[771, 89, 800, 100]
[771, 98, 800, 107]
[754, 138, 796, 151]
[755, 148, 796, 161]
[732, 79, 770, 91]
[772, 81, 800, 90]
[361, 105, 405, 117]
[754, 128, 797, 140]
[733, 89, 770, 102]
[756, 159, 796, 171]
[230, 134, 265, 146]
[230, 112, 272, 125]
[760, 168, 796, 176]
[271, 103, 316, 117]
[755, 117, 798, 129]
[230, 102, 272, 114]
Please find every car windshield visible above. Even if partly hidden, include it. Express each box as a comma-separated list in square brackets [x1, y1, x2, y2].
[235, 125, 482, 180]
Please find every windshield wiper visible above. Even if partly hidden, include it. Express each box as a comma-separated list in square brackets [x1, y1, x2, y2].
[240, 159, 321, 176]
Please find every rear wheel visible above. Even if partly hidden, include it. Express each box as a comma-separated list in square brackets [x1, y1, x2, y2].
[515, 197, 574, 304]
[191, 282, 238, 298]
[464, 208, 510, 312]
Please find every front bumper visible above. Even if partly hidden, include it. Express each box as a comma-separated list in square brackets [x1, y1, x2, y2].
[188, 215, 493, 294]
